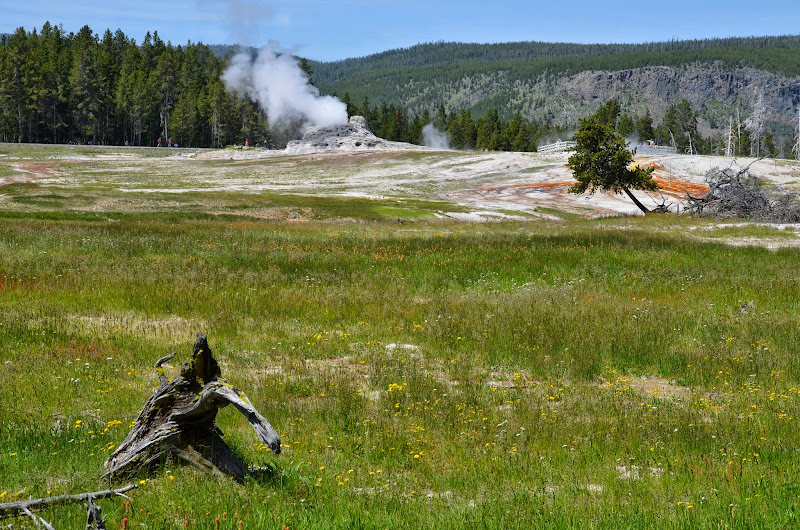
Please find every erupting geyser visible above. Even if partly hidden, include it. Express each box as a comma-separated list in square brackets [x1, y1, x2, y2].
[222, 43, 348, 130]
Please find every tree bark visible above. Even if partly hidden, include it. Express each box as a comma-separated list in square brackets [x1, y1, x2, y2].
[623, 187, 650, 214]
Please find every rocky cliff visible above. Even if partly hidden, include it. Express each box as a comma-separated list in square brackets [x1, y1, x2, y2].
[555, 66, 800, 130]
[332, 65, 800, 139]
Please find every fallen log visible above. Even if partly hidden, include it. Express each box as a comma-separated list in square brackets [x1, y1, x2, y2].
[104, 333, 280, 483]
[0, 484, 136, 520]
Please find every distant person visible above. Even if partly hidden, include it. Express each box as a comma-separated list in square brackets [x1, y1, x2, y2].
[157, 137, 162, 147]
[245, 138, 249, 147]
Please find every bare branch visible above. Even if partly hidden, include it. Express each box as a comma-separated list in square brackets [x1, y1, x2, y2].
[20, 507, 54, 530]
[0, 485, 136, 520]
[155, 352, 176, 386]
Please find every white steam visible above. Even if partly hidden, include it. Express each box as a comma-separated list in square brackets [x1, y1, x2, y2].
[197, 0, 276, 46]
[222, 43, 348, 130]
[422, 124, 450, 149]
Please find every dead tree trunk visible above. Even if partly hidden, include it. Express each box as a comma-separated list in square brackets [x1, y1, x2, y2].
[104, 334, 280, 483]
[623, 187, 650, 214]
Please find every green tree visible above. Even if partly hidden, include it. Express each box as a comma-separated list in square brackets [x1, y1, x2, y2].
[155, 48, 178, 141]
[377, 101, 393, 139]
[21, 27, 44, 142]
[4, 27, 35, 142]
[568, 116, 659, 214]
[663, 99, 698, 153]
[298, 57, 313, 85]
[618, 113, 634, 137]
[409, 114, 423, 145]
[0, 36, 10, 141]
[738, 128, 751, 157]
[595, 98, 621, 128]
[97, 29, 121, 143]
[340, 92, 357, 117]
[763, 132, 777, 158]
[205, 79, 230, 147]
[448, 109, 476, 149]
[636, 110, 654, 142]
[434, 104, 448, 130]
[476, 108, 499, 150]
[116, 45, 150, 145]
[38, 22, 70, 143]
[69, 27, 104, 143]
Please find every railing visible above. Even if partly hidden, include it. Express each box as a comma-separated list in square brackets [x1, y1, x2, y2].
[633, 144, 677, 155]
[537, 141, 678, 155]
[538, 140, 577, 153]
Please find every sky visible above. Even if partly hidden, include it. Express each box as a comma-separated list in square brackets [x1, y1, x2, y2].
[3, 0, 800, 62]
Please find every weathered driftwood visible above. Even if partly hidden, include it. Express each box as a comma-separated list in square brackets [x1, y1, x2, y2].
[0, 484, 136, 520]
[104, 333, 280, 483]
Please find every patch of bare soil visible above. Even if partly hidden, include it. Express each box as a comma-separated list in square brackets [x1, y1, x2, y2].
[625, 376, 692, 400]
[616, 465, 665, 480]
[2, 161, 63, 184]
[485, 370, 539, 390]
[303, 354, 370, 376]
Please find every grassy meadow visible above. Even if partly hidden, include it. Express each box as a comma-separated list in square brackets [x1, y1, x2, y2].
[1, 144, 800, 528]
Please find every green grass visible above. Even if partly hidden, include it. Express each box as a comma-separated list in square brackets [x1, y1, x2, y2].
[0, 165, 21, 179]
[1, 215, 800, 528]
[2, 144, 800, 528]
[0, 143, 204, 161]
[695, 224, 799, 239]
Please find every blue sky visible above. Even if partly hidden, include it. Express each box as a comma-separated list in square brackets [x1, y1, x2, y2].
[3, 0, 799, 61]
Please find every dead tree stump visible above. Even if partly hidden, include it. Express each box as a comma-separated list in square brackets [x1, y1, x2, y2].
[104, 334, 280, 483]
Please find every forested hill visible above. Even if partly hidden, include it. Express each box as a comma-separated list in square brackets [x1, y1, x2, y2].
[314, 36, 800, 79]
[311, 36, 800, 141]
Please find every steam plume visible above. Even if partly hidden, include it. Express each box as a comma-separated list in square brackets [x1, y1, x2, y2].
[222, 43, 347, 130]
[422, 124, 450, 149]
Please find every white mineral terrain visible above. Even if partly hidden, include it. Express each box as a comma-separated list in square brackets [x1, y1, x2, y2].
[284, 115, 426, 155]
[197, 116, 800, 219]
[4, 116, 800, 224]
